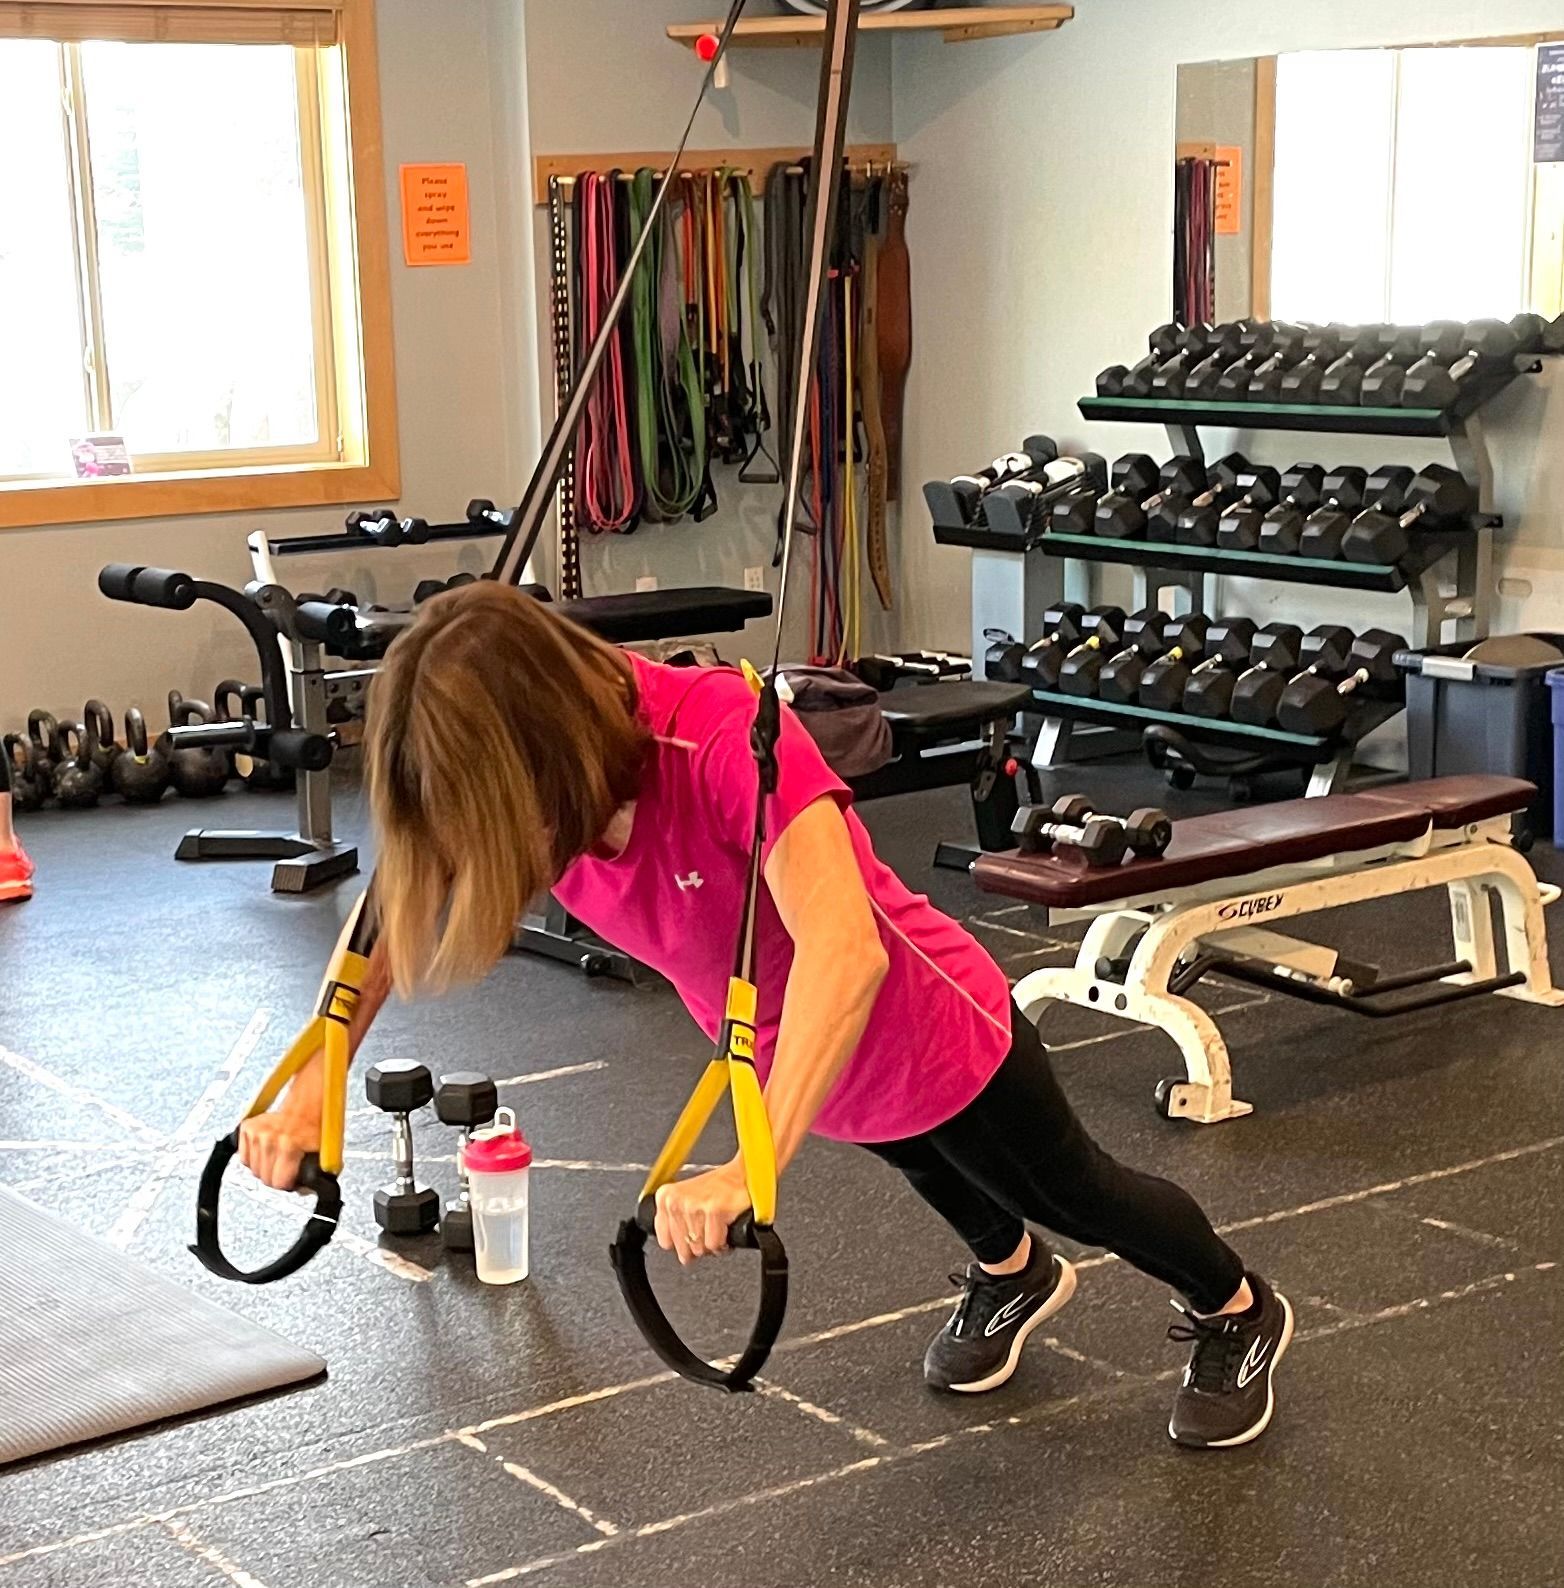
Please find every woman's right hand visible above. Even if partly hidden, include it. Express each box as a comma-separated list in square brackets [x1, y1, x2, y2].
[238, 1051, 326, 1190]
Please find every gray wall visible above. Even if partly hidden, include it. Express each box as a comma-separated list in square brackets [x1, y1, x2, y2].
[0, 0, 540, 729]
[893, 0, 1564, 659]
[520, 0, 898, 659]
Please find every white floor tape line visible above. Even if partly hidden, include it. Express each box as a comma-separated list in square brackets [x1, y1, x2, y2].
[4, 1138, 1561, 1574]
[453, 1432, 621, 1537]
[0, 1045, 165, 1146]
[106, 1010, 270, 1251]
[756, 1380, 890, 1448]
[162, 1519, 273, 1588]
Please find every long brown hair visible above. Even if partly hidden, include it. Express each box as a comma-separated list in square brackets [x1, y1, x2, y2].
[365, 582, 648, 995]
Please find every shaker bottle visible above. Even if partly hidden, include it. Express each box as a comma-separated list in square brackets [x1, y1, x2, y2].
[464, 1107, 532, 1284]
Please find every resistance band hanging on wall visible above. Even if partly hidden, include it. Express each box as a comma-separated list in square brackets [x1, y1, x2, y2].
[1174, 155, 1218, 328]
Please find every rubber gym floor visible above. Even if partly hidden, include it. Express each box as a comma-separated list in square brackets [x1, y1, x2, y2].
[2, 763, 1560, 1588]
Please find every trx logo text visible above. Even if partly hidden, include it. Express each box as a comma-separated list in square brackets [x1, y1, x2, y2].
[1217, 893, 1284, 922]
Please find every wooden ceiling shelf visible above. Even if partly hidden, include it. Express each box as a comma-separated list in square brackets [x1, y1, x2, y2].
[668, 5, 1074, 50]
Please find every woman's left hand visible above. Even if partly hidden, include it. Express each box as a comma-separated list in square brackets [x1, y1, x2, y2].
[653, 1161, 752, 1266]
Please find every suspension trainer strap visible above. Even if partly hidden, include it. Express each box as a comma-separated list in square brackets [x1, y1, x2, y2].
[736, 172, 779, 485]
[578, 172, 640, 533]
[876, 166, 912, 503]
[859, 168, 892, 610]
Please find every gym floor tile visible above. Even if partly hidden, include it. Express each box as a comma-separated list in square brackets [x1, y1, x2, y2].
[1387, 1141, 1564, 1263]
[479, 1376, 870, 1531]
[184, 1437, 602, 1588]
[0, 1524, 240, 1588]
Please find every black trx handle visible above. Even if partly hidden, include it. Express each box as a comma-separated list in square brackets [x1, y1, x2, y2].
[610, 1203, 788, 1393]
[190, 1132, 342, 1285]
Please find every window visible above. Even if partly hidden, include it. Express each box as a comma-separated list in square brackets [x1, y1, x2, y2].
[1270, 45, 1559, 324]
[0, 1, 396, 526]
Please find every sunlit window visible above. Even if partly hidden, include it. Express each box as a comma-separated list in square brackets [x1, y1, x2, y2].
[1271, 45, 1553, 324]
[0, 36, 357, 483]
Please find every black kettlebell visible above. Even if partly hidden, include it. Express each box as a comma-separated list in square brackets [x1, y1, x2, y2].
[27, 710, 60, 789]
[240, 685, 294, 792]
[110, 707, 171, 805]
[84, 699, 119, 784]
[4, 734, 47, 813]
[166, 694, 231, 799]
[52, 721, 104, 809]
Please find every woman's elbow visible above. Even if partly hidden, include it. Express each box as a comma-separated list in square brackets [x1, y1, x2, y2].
[854, 927, 890, 996]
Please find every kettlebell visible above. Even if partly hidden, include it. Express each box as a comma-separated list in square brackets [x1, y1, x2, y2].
[84, 699, 119, 784]
[26, 710, 60, 789]
[214, 679, 258, 786]
[4, 734, 47, 813]
[52, 722, 104, 809]
[166, 694, 231, 799]
[110, 707, 171, 805]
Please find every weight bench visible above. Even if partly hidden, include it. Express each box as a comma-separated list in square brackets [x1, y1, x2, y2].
[974, 776, 1563, 1123]
[847, 679, 1036, 871]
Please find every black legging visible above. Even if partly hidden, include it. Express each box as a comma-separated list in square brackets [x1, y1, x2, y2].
[861, 1004, 1246, 1314]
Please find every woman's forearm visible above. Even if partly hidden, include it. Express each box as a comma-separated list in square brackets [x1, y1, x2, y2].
[762, 936, 888, 1175]
[348, 940, 393, 1057]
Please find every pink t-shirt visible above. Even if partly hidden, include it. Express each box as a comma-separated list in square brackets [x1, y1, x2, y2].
[552, 655, 1012, 1143]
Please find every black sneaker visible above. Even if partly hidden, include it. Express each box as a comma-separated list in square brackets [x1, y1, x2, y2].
[1167, 1271, 1293, 1449]
[924, 1242, 1077, 1394]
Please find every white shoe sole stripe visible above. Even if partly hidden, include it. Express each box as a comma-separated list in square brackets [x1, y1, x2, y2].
[1169, 1291, 1295, 1449]
[943, 1258, 1079, 1395]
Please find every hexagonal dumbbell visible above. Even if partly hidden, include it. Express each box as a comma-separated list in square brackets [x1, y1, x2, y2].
[1299, 324, 1378, 403]
[1184, 623, 1302, 720]
[1053, 454, 1153, 536]
[1094, 456, 1207, 540]
[1359, 326, 1427, 405]
[365, 1059, 441, 1238]
[1020, 605, 1124, 692]
[1392, 321, 1469, 407]
[1142, 617, 1257, 713]
[1099, 614, 1210, 705]
[1011, 796, 1172, 869]
[1243, 323, 1315, 402]
[1296, 467, 1370, 559]
[1096, 325, 1183, 396]
[1230, 625, 1354, 728]
[1146, 452, 1250, 544]
[1169, 461, 1280, 547]
[1276, 629, 1409, 738]
[1402, 318, 1521, 408]
[1341, 464, 1477, 565]
[1254, 464, 1329, 555]
[1058, 607, 1162, 698]
[1212, 466, 1290, 550]
[435, 1070, 500, 1252]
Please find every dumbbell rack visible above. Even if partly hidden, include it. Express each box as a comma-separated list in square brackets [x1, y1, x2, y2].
[1020, 374, 1532, 786]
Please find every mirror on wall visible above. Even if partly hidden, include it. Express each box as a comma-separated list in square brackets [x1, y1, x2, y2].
[1174, 40, 1564, 328]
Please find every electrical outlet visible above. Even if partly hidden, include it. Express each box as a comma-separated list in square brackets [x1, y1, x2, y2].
[635, 575, 657, 593]
[744, 566, 765, 592]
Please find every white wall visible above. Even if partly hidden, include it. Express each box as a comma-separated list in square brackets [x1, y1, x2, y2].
[893, 0, 1564, 657]
[0, 0, 541, 729]
[520, 0, 898, 658]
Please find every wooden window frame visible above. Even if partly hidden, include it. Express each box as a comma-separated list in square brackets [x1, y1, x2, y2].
[0, 0, 398, 529]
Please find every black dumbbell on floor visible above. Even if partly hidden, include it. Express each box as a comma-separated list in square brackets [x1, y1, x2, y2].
[1021, 605, 1125, 691]
[435, 1070, 499, 1252]
[1276, 629, 1408, 737]
[1341, 464, 1476, 564]
[1142, 617, 1257, 713]
[366, 1059, 441, 1237]
[1231, 625, 1355, 728]
[1094, 457, 1208, 540]
[1403, 318, 1520, 408]
[1100, 614, 1210, 705]
[1186, 623, 1303, 720]
[1255, 464, 1329, 555]
[1296, 467, 1370, 559]
[1058, 607, 1162, 697]
[1146, 452, 1250, 543]
[1012, 795, 1173, 869]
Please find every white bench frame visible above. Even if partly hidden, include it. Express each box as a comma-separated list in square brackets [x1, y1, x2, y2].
[1008, 815, 1563, 1123]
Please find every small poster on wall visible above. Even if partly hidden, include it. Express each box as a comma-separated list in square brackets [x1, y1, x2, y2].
[69, 434, 133, 478]
[401, 163, 472, 265]
[1536, 43, 1564, 163]
[1214, 145, 1244, 235]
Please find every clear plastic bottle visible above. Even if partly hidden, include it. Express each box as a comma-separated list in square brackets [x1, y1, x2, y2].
[463, 1107, 532, 1284]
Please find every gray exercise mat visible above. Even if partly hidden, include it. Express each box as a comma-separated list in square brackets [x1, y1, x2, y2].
[0, 1189, 325, 1466]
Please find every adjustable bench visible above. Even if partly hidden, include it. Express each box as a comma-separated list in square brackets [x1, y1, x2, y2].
[849, 680, 1036, 871]
[974, 776, 1562, 1124]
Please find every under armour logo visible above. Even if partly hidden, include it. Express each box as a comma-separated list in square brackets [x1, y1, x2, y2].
[676, 872, 704, 892]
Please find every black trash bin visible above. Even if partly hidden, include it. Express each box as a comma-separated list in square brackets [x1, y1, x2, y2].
[1394, 635, 1564, 842]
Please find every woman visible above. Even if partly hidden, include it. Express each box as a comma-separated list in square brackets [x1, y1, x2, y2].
[240, 583, 1291, 1450]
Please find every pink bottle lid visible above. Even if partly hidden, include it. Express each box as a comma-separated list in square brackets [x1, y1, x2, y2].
[465, 1108, 532, 1172]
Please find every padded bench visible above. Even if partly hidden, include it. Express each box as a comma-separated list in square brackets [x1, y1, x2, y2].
[976, 776, 1561, 1124]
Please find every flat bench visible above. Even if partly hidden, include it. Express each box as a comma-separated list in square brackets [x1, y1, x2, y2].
[975, 776, 1562, 1123]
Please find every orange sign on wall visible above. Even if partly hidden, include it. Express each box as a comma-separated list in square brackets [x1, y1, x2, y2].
[1214, 145, 1244, 236]
[401, 163, 471, 266]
